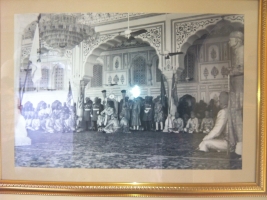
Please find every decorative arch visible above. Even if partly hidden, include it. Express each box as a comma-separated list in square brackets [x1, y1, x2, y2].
[174, 15, 244, 73]
[82, 25, 164, 79]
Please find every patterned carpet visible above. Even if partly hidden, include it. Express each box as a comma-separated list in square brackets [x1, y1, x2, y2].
[15, 131, 242, 169]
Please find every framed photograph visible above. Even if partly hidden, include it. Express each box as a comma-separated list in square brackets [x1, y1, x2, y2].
[0, 0, 266, 197]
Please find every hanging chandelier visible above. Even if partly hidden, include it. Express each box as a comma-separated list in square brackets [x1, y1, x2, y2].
[39, 14, 96, 51]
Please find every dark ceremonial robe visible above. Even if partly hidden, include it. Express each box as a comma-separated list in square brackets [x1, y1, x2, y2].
[84, 101, 93, 121]
[142, 103, 153, 121]
[131, 100, 141, 126]
[92, 103, 103, 121]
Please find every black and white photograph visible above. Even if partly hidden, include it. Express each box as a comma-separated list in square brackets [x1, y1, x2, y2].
[14, 12, 244, 169]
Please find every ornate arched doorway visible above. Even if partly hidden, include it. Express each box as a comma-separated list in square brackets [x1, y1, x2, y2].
[174, 16, 244, 75]
[82, 36, 162, 100]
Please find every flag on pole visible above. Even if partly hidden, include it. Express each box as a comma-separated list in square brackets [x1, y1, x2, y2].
[171, 73, 179, 105]
[169, 73, 178, 115]
[160, 74, 167, 108]
[20, 19, 40, 106]
[67, 81, 73, 107]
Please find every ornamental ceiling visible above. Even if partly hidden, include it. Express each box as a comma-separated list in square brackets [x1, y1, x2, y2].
[77, 13, 163, 26]
[23, 13, 163, 35]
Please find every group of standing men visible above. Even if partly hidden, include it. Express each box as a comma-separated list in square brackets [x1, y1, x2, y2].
[77, 90, 167, 134]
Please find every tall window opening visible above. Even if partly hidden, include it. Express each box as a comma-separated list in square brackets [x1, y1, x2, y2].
[179, 53, 195, 82]
[40, 68, 49, 89]
[54, 67, 64, 90]
[156, 59, 161, 82]
[91, 64, 103, 87]
[132, 56, 146, 85]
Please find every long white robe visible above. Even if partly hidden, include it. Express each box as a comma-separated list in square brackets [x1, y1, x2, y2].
[198, 108, 228, 152]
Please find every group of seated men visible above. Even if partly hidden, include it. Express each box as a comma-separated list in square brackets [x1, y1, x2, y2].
[22, 101, 76, 134]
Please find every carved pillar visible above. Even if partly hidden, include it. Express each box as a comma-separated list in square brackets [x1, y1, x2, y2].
[77, 80, 86, 119]
[70, 44, 90, 105]
[161, 71, 173, 108]
[71, 79, 81, 105]
[147, 62, 152, 86]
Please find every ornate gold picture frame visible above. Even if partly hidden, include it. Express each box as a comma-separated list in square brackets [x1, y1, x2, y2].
[0, 0, 266, 197]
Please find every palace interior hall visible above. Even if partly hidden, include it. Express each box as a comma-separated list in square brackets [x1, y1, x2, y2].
[18, 13, 244, 105]
[14, 13, 244, 169]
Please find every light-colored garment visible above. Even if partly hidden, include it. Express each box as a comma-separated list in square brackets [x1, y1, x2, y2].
[64, 115, 75, 132]
[163, 116, 175, 132]
[154, 101, 164, 122]
[54, 118, 63, 132]
[200, 117, 214, 134]
[45, 107, 51, 116]
[184, 117, 199, 133]
[199, 139, 228, 152]
[97, 115, 105, 127]
[198, 108, 228, 152]
[40, 117, 47, 131]
[45, 118, 54, 133]
[31, 119, 40, 131]
[77, 96, 84, 119]
[38, 109, 46, 118]
[104, 118, 120, 133]
[169, 98, 177, 116]
[101, 107, 114, 125]
[173, 118, 184, 133]
[25, 118, 32, 129]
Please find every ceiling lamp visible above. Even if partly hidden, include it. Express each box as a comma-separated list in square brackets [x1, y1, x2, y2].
[39, 14, 96, 52]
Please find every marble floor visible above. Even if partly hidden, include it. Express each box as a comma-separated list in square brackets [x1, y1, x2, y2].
[15, 130, 242, 169]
